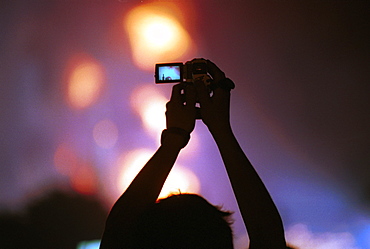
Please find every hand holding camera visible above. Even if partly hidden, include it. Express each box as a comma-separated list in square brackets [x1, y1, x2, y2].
[155, 58, 234, 90]
[194, 60, 233, 133]
[155, 58, 210, 85]
[165, 83, 197, 133]
[156, 58, 234, 132]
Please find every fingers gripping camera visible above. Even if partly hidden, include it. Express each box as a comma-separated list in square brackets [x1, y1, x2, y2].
[155, 58, 234, 120]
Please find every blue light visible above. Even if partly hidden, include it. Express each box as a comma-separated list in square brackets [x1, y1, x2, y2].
[357, 224, 370, 249]
[76, 240, 101, 249]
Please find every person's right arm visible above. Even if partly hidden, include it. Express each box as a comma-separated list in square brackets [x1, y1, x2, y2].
[195, 60, 286, 249]
[100, 83, 197, 249]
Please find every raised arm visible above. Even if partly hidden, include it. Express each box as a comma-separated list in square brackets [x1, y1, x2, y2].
[195, 60, 286, 249]
[100, 84, 197, 249]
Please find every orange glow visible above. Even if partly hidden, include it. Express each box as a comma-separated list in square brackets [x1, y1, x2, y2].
[117, 149, 153, 192]
[54, 143, 78, 176]
[54, 143, 97, 195]
[65, 54, 105, 109]
[124, 2, 195, 70]
[70, 162, 97, 195]
[117, 149, 200, 199]
[93, 119, 119, 149]
[143, 19, 177, 49]
[158, 166, 200, 199]
[130, 85, 167, 136]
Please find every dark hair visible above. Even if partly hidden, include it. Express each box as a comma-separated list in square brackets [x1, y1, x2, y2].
[126, 193, 234, 249]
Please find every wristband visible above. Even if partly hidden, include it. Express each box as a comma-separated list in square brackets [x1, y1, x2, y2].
[161, 127, 190, 149]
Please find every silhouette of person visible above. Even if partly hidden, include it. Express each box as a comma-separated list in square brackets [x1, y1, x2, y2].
[100, 60, 288, 248]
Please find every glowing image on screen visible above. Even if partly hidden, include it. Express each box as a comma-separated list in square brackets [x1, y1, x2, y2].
[158, 66, 181, 81]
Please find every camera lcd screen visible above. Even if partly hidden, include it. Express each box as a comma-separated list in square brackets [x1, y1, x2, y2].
[155, 63, 183, 83]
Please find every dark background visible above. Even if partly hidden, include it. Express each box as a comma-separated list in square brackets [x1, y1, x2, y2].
[1, 1, 369, 248]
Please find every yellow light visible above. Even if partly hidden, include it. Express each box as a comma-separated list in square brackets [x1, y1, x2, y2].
[142, 16, 177, 49]
[130, 85, 167, 136]
[124, 2, 195, 70]
[117, 148, 157, 192]
[117, 149, 201, 199]
[142, 100, 166, 133]
[158, 166, 200, 199]
[65, 54, 104, 109]
[130, 84, 200, 155]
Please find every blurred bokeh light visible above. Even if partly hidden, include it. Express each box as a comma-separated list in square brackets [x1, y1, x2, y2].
[65, 53, 105, 110]
[93, 119, 119, 149]
[117, 148, 200, 199]
[54, 143, 97, 195]
[130, 85, 167, 137]
[124, 2, 194, 70]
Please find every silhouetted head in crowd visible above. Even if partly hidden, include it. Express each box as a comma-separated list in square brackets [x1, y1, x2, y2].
[126, 193, 234, 249]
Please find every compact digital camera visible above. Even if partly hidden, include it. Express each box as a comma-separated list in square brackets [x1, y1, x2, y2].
[155, 58, 211, 86]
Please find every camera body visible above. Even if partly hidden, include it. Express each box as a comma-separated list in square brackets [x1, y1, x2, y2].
[155, 58, 211, 86]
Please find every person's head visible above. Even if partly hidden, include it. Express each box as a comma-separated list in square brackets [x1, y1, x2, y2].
[127, 193, 234, 249]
